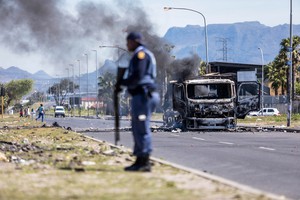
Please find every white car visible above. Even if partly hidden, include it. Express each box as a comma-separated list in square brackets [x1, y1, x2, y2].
[54, 106, 65, 118]
[248, 108, 280, 116]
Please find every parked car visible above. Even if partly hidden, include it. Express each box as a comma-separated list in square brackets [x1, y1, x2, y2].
[54, 106, 65, 118]
[248, 108, 280, 116]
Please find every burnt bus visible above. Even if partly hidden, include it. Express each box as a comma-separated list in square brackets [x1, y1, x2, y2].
[163, 72, 260, 130]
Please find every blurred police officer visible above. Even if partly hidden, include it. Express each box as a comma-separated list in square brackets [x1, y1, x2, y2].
[118, 32, 159, 172]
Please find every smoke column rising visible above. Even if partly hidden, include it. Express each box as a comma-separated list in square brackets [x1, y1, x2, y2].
[0, 0, 137, 63]
[0, 0, 201, 83]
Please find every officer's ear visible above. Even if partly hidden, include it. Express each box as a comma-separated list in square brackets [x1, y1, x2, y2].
[126, 39, 135, 51]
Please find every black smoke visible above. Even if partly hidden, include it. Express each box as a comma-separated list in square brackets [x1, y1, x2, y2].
[0, 0, 136, 61]
[0, 0, 201, 85]
[167, 54, 201, 82]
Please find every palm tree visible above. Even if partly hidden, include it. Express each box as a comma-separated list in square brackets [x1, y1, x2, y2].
[265, 62, 284, 95]
[265, 35, 300, 96]
[98, 72, 116, 114]
[279, 36, 300, 96]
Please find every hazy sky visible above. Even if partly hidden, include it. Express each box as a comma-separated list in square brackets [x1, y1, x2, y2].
[1, 0, 299, 76]
[143, 0, 300, 36]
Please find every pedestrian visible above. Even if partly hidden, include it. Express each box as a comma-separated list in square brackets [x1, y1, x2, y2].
[23, 107, 27, 118]
[19, 108, 23, 117]
[26, 107, 30, 118]
[35, 104, 45, 122]
[117, 31, 160, 172]
[30, 108, 35, 120]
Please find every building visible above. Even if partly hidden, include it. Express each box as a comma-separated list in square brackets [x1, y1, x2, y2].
[209, 61, 270, 95]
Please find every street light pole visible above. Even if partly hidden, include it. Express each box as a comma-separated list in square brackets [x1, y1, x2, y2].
[99, 45, 128, 52]
[92, 49, 99, 117]
[84, 53, 89, 116]
[56, 74, 61, 105]
[77, 59, 81, 116]
[164, 6, 209, 73]
[287, 0, 293, 127]
[69, 64, 75, 116]
[258, 47, 264, 115]
[98, 45, 128, 69]
[65, 67, 70, 107]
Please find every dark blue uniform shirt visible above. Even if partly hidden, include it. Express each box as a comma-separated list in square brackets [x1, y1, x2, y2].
[121, 45, 156, 94]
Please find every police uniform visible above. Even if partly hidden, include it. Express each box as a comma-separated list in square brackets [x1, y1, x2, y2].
[121, 36, 160, 172]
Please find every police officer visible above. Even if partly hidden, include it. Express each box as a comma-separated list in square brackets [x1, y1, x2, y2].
[118, 32, 160, 172]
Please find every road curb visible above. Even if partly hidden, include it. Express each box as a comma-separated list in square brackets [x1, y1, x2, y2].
[150, 157, 287, 200]
[83, 135, 287, 200]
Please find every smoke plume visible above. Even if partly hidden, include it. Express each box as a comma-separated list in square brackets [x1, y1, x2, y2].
[0, 0, 201, 86]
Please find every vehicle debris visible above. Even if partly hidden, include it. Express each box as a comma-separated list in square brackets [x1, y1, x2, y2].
[162, 72, 260, 131]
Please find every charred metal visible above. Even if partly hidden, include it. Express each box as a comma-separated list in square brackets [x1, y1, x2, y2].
[163, 73, 260, 131]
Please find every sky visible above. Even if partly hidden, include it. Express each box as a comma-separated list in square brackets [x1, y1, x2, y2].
[0, 0, 299, 77]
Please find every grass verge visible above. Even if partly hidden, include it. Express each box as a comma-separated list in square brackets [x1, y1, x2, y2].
[238, 114, 300, 128]
[0, 115, 275, 200]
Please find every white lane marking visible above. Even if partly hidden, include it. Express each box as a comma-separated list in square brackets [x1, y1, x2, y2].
[259, 147, 276, 151]
[192, 137, 205, 141]
[170, 134, 180, 137]
[219, 141, 234, 145]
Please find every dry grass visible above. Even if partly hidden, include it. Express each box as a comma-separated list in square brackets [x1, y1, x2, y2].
[0, 115, 275, 200]
[239, 114, 300, 128]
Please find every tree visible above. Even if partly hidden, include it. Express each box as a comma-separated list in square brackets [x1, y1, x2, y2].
[27, 91, 46, 104]
[295, 82, 300, 95]
[4, 79, 33, 109]
[265, 35, 300, 96]
[47, 78, 79, 106]
[265, 56, 287, 95]
[98, 72, 115, 114]
[279, 36, 300, 96]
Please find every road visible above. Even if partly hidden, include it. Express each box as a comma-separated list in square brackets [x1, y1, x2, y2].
[45, 117, 300, 199]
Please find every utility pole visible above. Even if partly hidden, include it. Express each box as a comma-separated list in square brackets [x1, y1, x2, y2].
[77, 60, 81, 116]
[92, 50, 99, 117]
[217, 37, 229, 62]
[258, 48, 264, 115]
[287, 0, 293, 127]
[84, 53, 89, 117]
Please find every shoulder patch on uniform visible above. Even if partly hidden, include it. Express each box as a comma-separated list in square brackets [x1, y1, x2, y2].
[137, 51, 145, 59]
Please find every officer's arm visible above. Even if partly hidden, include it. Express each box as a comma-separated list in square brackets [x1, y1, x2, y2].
[121, 54, 148, 86]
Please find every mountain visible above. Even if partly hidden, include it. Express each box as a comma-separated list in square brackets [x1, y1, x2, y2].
[0, 67, 53, 81]
[33, 70, 53, 80]
[77, 59, 117, 93]
[0, 67, 53, 91]
[0, 66, 35, 82]
[163, 21, 300, 64]
[0, 62, 116, 93]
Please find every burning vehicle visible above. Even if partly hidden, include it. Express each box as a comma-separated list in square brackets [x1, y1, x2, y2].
[163, 72, 260, 130]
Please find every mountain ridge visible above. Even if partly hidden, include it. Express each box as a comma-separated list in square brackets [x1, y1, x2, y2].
[163, 21, 300, 64]
[0, 66, 53, 83]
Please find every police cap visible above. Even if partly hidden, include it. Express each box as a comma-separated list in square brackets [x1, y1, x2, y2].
[126, 32, 144, 45]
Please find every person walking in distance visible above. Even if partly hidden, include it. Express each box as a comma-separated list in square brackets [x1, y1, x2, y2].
[35, 104, 45, 122]
[30, 108, 35, 120]
[19, 107, 23, 117]
[26, 106, 30, 118]
[116, 32, 160, 172]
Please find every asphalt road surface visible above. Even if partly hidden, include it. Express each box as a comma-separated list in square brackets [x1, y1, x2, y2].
[45, 117, 300, 199]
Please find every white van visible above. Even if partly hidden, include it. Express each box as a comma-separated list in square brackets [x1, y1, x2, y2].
[54, 106, 65, 118]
